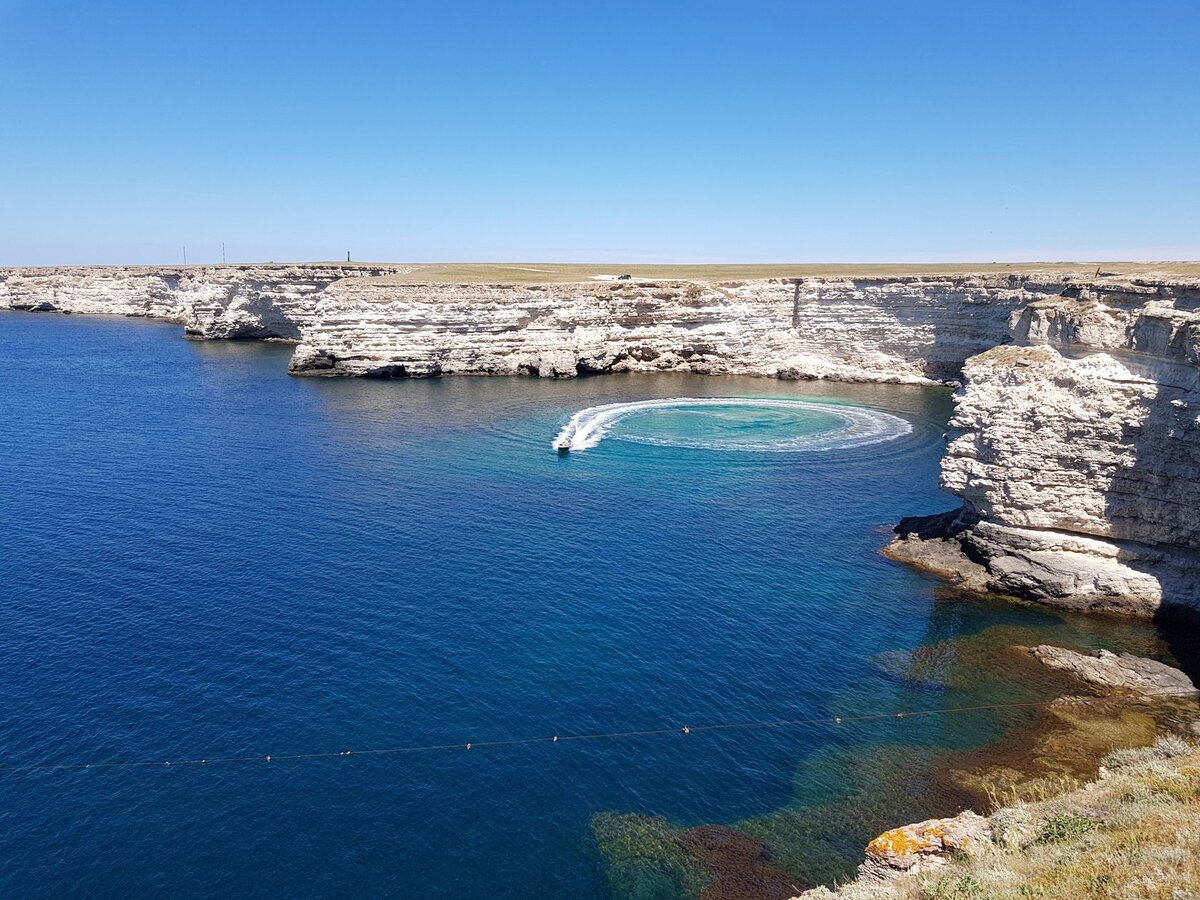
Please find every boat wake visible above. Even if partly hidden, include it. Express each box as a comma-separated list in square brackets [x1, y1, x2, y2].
[551, 397, 911, 453]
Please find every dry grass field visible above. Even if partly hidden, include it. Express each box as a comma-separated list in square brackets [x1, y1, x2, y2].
[326, 261, 1200, 284]
[7, 262, 1199, 284]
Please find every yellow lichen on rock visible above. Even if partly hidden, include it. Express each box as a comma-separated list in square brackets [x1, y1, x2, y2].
[859, 812, 991, 882]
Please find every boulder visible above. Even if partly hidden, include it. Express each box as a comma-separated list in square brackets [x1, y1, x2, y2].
[857, 811, 991, 882]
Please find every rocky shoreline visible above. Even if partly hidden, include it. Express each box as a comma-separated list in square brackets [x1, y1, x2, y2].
[794, 736, 1200, 899]
[4, 264, 1199, 619]
[793, 646, 1200, 900]
[591, 619, 1200, 898]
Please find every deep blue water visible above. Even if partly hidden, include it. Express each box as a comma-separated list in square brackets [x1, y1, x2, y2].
[0, 312, 1174, 897]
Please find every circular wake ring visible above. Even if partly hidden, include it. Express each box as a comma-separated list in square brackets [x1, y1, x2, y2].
[551, 397, 911, 453]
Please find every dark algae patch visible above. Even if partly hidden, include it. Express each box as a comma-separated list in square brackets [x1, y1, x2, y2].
[591, 813, 798, 900]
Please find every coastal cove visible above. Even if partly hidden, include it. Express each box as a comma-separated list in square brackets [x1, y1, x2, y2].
[7, 264, 1200, 618]
[2, 311, 1196, 897]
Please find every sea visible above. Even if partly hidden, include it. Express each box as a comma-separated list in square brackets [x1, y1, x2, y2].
[0, 311, 1187, 898]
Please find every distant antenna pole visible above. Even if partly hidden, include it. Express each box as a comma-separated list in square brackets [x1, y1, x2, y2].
[222, 242, 226, 264]
[791, 279, 801, 328]
[347, 250, 351, 263]
[183, 245, 188, 265]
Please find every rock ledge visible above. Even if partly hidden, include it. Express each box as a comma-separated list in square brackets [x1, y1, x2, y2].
[1027, 645, 1198, 698]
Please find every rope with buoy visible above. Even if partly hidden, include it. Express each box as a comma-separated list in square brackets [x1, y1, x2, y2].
[0, 698, 1067, 775]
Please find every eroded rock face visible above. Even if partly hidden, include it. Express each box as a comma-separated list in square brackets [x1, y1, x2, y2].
[0, 264, 410, 339]
[0, 267, 1062, 382]
[888, 278, 1200, 618]
[281, 275, 1060, 381]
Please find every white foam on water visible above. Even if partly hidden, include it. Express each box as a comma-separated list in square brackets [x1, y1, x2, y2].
[551, 397, 912, 453]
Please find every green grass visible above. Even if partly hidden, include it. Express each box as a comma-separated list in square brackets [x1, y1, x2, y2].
[1035, 814, 1094, 843]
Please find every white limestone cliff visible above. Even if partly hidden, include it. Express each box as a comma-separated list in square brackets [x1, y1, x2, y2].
[887, 279, 1200, 618]
[283, 275, 1057, 381]
[0, 266, 1063, 383]
[0, 264, 410, 338]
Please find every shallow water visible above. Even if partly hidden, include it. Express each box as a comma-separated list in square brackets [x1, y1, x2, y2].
[0, 312, 1184, 897]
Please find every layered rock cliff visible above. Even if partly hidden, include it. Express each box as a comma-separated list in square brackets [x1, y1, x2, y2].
[0, 265, 1064, 382]
[888, 278, 1200, 618]
[284, 275, 1060, 381]
[0, 264, 409, 339]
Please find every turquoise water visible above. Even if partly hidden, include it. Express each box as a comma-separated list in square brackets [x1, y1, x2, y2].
[616, 404, 849, 447]
[0, 312, 1180, 897]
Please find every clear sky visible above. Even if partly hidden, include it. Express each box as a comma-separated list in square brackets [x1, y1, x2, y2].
[1, 0, 1197, 265]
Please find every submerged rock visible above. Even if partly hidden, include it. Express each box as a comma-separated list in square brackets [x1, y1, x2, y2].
[590, 811, 798, 900]
[1027, 645, 1198, 698]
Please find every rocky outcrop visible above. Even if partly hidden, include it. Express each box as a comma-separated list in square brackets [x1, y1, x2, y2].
[274, 275, 1058, 381]
[887, 278, 1200, 618]
[1, 266, 1064, 382]
[0, 264, 410, 338]
[794, 735, 1200, 899]
[1027, 645, 1197, 698]
[857, 812, 991, 883]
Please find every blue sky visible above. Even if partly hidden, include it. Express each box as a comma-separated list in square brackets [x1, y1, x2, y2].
[1, 0, 1197, 265]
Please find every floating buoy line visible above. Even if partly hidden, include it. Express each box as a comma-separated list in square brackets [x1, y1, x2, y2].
[0, 698, 1068, 775]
